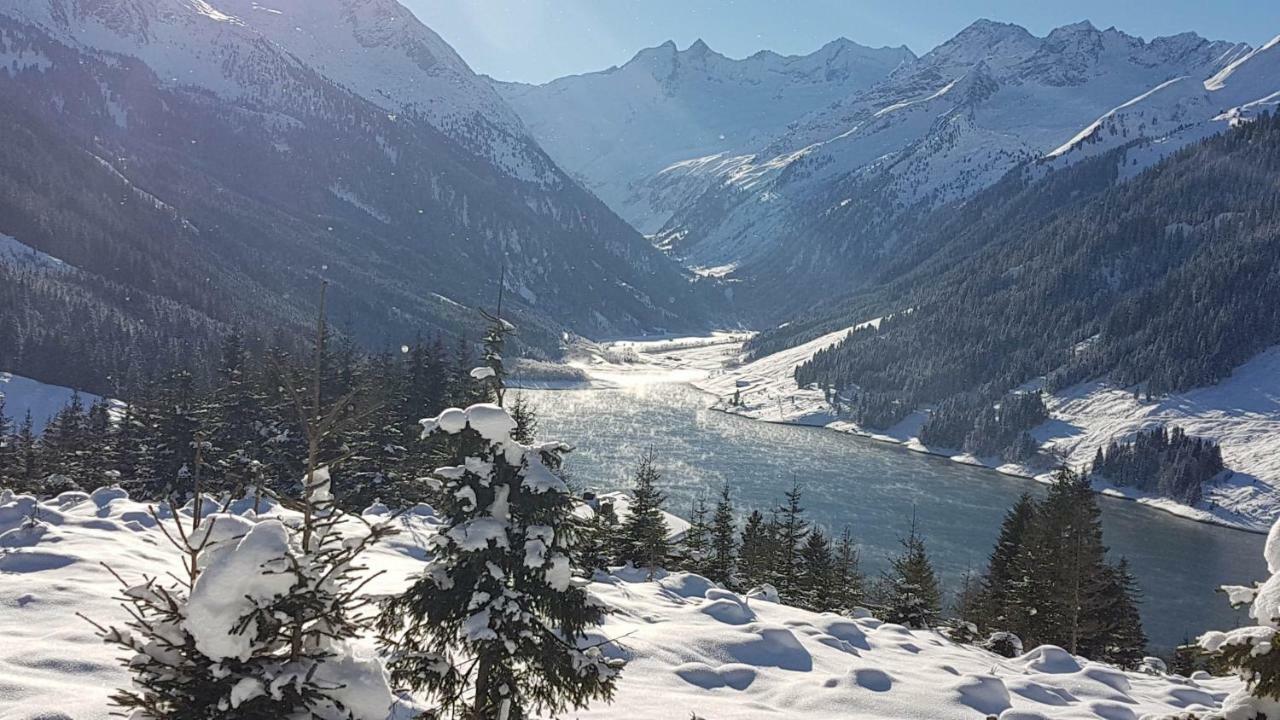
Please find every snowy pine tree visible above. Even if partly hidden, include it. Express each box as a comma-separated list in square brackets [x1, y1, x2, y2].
[975, 492, 1037, 632]
[737, 510, 774, 592]
[619, 449, 670, 579]
[878, 514, 942, 629]
[770, 480, 810, 601]
[90, 283, 396, 719]
[681, 498, 711, 575]
[796, 528, 837, 612]
[1200, 516, 1280, 716]
[833, 526, 866, 614]
[379, 402, 619, 719]
[706, 485, 737, 586]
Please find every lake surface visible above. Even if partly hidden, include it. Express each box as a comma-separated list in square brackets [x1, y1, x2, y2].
[523, 383, 1265, 651]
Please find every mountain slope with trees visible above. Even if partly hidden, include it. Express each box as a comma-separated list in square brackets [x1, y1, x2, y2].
[0, 2, 723, 396]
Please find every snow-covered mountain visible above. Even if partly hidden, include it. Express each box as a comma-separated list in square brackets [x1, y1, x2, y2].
[0, 0, 722, 390]
[495, 38, 915, 233]
[651, 20, 1253, 296]
[3, 0, 558, 184]
[1047, 33, 1280, 175]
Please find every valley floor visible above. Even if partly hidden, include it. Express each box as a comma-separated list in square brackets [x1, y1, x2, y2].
[0, 489, 1238, 720]
[554, 331, 1280, 533]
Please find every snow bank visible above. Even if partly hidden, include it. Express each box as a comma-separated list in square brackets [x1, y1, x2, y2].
[0, 371, 106, 432]
[0, 487, 1247, 719]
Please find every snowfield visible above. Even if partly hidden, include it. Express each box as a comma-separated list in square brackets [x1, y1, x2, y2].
[0, 488, 1245, 719]
[0, 372, 108, 433]
[568, 332, 1280, 533]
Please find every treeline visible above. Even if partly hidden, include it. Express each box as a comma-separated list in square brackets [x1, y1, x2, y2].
[917, 390, 1047, 460]
[1093, 425, 1224, 505]
[0, 329, 497, 510]
[764, 112, 1280, 501]
[591, 456, 1147, 664]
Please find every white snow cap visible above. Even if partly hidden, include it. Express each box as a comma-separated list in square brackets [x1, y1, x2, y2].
[184, 520, 296, 661]
[420, 403, 516, 442]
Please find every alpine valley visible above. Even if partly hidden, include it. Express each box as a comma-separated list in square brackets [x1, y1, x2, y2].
[6, 3, 1280, 720]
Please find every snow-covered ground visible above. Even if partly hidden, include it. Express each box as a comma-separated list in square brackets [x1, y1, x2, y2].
[0, 372, 105, 433]
[567, 331, 1280, 533]
[0, 488, 1244, 720]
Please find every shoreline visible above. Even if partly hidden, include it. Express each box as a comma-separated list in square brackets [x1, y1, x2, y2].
[523, 366, 1268, 536]
[710, 404, 1268, 537]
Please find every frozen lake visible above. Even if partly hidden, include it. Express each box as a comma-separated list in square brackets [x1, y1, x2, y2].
[524, 382, 1265, 651]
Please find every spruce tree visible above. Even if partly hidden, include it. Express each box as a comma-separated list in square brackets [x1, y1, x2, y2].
[14, 411, 40, 493]
[770, 479, 810, 600]
[797, 528, 837, 612]
[1040, 467, 1108, 654]
[0, 394, 14, 483]
[833, 526, 866, 613]
[92, 285, 396, 718]
[976, 492, 1037, 631]
[706, 485, 737, 586]
[737, 510, 774, 591]
[681, 498, 711, 575]
[878, 515, 942, 629]
[619, 449, 670, 578]
[579, 497, 621, 574]
[1080, 558, 1147, 668]
[380, 403, 618, 719]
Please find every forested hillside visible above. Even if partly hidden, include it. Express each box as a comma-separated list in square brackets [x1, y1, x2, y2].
[0, 7, 721, 396]
[754, 112, 1280, 447]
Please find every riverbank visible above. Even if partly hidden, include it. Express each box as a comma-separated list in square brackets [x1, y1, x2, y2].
[548, 331, 1279, 534]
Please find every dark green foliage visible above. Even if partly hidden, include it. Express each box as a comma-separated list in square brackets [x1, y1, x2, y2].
[877, 516, 942, 629]
[832, 526, 867, 613]
[796, 529, 837, 612]
[681, 498, 712, 575]
[1093, 425, 1224, 505]
[770, 480, 810, 601]
[379, 411, 618, 719]
[0, 330, 491, 511]
[579, 496, 621, 574]
[618, 449, 670, 577]
[974, 471, 1147, 666]
[737, 510, 775, 591]
[706, 485, 737, 586]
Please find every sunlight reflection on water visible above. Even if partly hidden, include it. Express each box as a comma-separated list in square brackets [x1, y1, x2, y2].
[524, 383, 1264, 650]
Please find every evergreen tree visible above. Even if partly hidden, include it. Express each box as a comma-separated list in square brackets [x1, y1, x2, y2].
[14, 411, 40, 492]
[1040, 467, 1108, 655]
[878, 515, 942, 629]
[92, 286, 396, 718]
[976, 492, 1037, 631]
[833, 526, 866, 613]
[618, 449, 670, 579]
[1079, 558, 1147, 668]
[578, 497, 621, 574]
[0, 394, 14, 483]
[737, 510, 774, 591]
[706, 485, 737, 586]
[380, 402, 619, 719]
[796, 528, 837, 612]
[681, 498, 711, 575]
[770, 479, 810, 600]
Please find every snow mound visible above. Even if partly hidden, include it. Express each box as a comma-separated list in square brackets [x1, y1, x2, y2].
[0, 488, 1243, 719]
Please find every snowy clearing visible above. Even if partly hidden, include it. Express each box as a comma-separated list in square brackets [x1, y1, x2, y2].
[0, 372, 108, 433]
[0, 489, 1243, 719]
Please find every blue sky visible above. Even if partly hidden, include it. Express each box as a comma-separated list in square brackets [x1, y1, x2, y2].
[406, 0, 1279, 84]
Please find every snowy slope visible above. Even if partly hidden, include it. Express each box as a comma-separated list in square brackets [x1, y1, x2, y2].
[1047, 33, 1280, 174]
[0, 0, 557, 184]
[0, 372, 103, 433]
[650, 21, 1250, 280]
[0, 488, 1244, 719]
[495, 39, 915, 232]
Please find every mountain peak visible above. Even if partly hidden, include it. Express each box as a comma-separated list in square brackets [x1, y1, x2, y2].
[687, 38, 712, 55]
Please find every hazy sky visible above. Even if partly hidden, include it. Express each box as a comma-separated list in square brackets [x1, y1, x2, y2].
[406, 1, 1279, 84]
